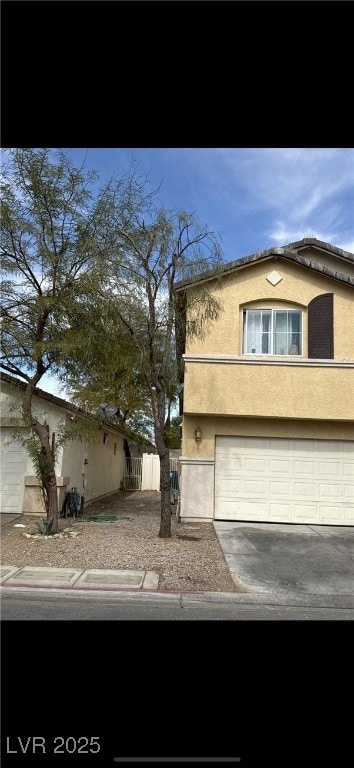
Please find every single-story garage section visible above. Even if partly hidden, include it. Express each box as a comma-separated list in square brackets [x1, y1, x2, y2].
[0, 373, 133, 516]
[215, 435, 354, 525]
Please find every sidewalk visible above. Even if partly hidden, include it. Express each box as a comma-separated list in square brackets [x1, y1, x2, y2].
[1, 564, 159, 590]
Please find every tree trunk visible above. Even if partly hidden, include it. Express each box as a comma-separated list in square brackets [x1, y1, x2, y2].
[154, 388, 171, 539]
[43, 466, 59, 532]
[31, 429, 59, 531]
[48, 472, 59, 531]
[22, 382, 59, 533]
[158, 448, 171, 538]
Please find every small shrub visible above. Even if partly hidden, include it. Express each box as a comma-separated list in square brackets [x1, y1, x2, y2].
[36, 516, 55, 535]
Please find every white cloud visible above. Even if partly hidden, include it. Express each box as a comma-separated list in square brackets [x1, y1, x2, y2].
[265, 222, 354, 254]
[197, 148, 354, 255]
[221, 148, 352, 213]
[181, 146, 353, 220]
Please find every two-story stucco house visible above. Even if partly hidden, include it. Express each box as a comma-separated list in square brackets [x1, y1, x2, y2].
[0, 373, 131, 516]
[175, 238, 354, 527]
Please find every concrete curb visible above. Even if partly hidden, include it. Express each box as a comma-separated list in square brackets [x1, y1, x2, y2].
[1, 583, 353, 610]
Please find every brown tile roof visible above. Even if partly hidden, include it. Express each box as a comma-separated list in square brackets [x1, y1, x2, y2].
[174, 238, 354, 291]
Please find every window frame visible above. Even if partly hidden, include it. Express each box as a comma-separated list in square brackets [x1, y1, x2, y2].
[243, 307, 303, 356]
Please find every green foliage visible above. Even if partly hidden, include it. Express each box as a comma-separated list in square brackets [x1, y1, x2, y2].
[1, 148, 225, 537]
[21, 432, 53, 487]
[163, 416, 182, 449]
[36, 516, 55, 535]
[61, 297, 154, 439]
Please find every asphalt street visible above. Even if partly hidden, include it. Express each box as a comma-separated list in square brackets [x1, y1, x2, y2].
[1, 590, 353, 620]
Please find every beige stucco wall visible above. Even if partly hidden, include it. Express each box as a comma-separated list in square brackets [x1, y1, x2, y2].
[186, 258, 354, 359]
[181, 415, 354, 459]
[60, 426, 125, 504]
[183, 362, 354, 421]
[22, 475, 70, 515]
[181, 256, 354, 425]
[179, 251, 354, 522]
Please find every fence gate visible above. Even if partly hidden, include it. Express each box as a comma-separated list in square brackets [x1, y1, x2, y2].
[122, 457, 142, 490]
[141, 453, 160, 491]
[122, 454, 180, 495]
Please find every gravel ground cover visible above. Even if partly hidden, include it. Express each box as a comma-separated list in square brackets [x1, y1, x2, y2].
[0, 490, 243, 593]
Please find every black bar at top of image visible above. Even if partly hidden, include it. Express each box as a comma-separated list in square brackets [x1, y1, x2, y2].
[113, 760, 241, 764]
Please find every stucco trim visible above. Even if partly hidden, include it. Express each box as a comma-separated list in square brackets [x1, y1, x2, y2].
[179, 457, 215, 465]
[183, 355, 354, 368]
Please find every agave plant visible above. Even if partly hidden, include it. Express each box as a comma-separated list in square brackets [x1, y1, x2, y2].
[36, 516, 55, 535]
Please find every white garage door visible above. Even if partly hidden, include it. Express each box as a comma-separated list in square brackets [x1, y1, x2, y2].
[0, 429, 28, 514]
[215, 436, 354, 525]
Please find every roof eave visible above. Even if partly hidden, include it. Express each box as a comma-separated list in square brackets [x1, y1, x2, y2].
[0, 372, 132, 440]
[174, 246, 354, 292]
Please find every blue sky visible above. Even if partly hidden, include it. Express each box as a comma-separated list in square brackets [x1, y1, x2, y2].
[65, 147, 354, 260]
[38, 147, 354, 396]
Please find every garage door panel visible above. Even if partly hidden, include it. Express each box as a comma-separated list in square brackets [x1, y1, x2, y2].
[215, 436, 354, 525]
[267, 438, 292, 454]
[216, 456, 243, 471]
[243, 501, 269, 518]
[215, 477, 243, 495]
[1, 492, 23, 511]
[269, 503, 292, 520]
[318, 441, 343, 455]
[244, 438, 269, 452]
[270, 480, 292, 496]
[320, 506, 344, 522]
[319, 482, 344, 499]
[216, 435, 244, 451]
[293, 504, 319, 522]
[291, 439, 318, 454]
[0, 429, 27, 513]
[294, 460, 316, 476]
[244, 457, 268, 473]
[318, 461, 343, 477]
[269, 459, 291, 474]
[244, 479, 267, 495]
[294, 482, 317, 499]
[216, 499, 270, 520]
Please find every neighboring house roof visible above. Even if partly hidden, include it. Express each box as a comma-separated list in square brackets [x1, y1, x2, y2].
[0, 371, 132, 440]
[174, 238, 354, 292]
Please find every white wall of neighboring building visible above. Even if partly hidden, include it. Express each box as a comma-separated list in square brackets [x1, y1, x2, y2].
[61, 428, 125, 505]
[0, 378, 127, 514]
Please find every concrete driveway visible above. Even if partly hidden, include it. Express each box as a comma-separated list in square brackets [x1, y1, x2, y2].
[214, 522, 354, 607]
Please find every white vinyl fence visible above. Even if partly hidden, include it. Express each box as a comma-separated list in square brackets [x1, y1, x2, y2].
[122, 454, 180, 498]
